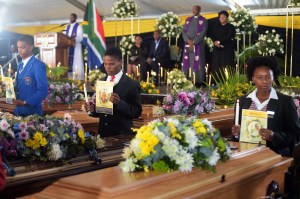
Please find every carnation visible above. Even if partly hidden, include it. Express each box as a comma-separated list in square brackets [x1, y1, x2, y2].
[48, 143, 63, 161]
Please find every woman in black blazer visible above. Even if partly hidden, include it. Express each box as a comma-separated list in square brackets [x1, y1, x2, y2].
[232, 56, 300, 157]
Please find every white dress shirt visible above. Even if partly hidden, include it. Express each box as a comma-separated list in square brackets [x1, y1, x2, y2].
[246, 87, 278, 110]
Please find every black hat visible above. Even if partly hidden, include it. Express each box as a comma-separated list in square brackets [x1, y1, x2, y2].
[218, 10, 229, 18]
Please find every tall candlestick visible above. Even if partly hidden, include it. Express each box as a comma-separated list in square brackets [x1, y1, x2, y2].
[57, 62, 61, 67]
[209, 74, 211, 86]
[160, 67, 163, 78]
[14, 72, 17, 79]
[85, 72, 87, 82]
[8, 63, 11, 77]
[189, 67, 192, 78]
[85, 63, 88, 74]
[235, 99, 240, 126]
[0, 65, 4, 80]
[193, 72, 196, 85]
[73, 72, 76, 80]
[75, 65, 78, 75]
[84, 83, 88, 103]
[147, 72, 149, 83]
[136, 65, 139, 76]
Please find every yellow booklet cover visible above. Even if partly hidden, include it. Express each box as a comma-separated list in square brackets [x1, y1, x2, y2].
[95, 80, 114, 115]
[240, 109, 267, 144]
[3, 77, 16, 104]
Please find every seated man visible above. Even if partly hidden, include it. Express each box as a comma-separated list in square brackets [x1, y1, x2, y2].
[147, 30, 170, 85]
[85, 47, 142, 137]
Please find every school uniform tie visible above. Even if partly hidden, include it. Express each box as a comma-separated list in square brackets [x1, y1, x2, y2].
[19, 62, 24, 74]
[110, 75, 115, 82]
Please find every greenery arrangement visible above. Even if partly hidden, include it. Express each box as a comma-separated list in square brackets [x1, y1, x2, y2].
[156, 12, 182, 38]
[163, 90, 215, 116]
[277, 75, 300, 88]
[112, 0, 138, 18]
[119, 35, 135, 56]
[210, 68, 255, 106]
[46, 65, 68, 81]
[119, 116, 230, 173]
[0, 113, 104, 162]
[167, 69, 194, 92]
[229, 8, 257, 34]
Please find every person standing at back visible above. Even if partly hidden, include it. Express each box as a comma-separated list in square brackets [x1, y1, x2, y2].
[65, 13, 84, 80]
[182, 5, 208, 86]
[13, 35, 48, 116]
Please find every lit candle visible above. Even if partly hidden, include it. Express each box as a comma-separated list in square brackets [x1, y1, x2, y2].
[85, 63, 88, 74]
[193, 72, 196, 85]
[84, 83, 88, 103]
[235, 99, 240, 126]
[73, 72, 75, 80]
[205, 64, 208, 74]
[126, 73, 128, 76]
[57, 62, 61, 67]
[147, 72, 149, 83]
[160, 67, 163, 78]
[209, 74, 211, 86]
[0, 65, 4, 80]
[85, 72, 87, 82]
[95, 65, 98, 69]
[75, 65, 78, 75]
[14, 72, 17, 79]
[136, 65, 139, 76]
[189, 67, 192, 78]
[8, 63, 11, 77]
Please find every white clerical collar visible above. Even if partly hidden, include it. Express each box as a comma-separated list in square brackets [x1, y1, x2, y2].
[194, 15, 199, 18]
[107, 70, 123, 85]
[247, 87, 278, 110]
[22, 55, 33, 68]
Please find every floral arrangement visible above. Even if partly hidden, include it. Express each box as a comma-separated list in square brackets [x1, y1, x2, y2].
[229, 8, 257, 34]
[204, 37, 214, 52]
[88, 69, 107, 85]
[278, 75, 300, 88]
[170, 45, 181, 61]
[152, 106, 165, 116]
[43, 82, 84, 106]
[167, 69, 194, 92]
[0, 82, 6, 98]
[46, 65, 68, 81]
[0, 113, 105, 162]
[140, 81, 160, 94]
[119, 116, 230, 173]
[112, 0, 138, 18]
[210, 68, 255, 105]
[119, 35, 135, 55]
[163, 90, 215, 116]
[290, 0, 300, 5]
[156, 12, 182, 38]
[255, 29, 284, 56]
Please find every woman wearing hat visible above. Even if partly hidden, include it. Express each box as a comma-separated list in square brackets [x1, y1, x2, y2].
[210, 10, 236, 74]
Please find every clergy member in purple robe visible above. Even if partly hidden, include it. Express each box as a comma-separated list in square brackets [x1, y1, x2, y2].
[65, 13, 84, 80]
[182, 5, 208, 86]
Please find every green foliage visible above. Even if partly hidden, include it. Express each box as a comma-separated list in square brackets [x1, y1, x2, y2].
[46, 65, 68, 81]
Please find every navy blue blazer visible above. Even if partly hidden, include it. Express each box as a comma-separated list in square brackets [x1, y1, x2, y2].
[14, 56, 48, 116]
[236, 92, 300, 156]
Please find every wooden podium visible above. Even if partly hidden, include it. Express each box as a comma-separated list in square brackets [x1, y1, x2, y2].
[34, 32, 73, 67]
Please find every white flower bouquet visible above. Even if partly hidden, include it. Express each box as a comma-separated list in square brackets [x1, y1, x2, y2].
[119, 35, 135, 56]
[204, 37, 214, 52]
[255, 29, 284, 56]
[88, 69, 107, 85]
[112, 0, 138, 18]
[167, 69, 194, 92]
[119, 116, 230, 173]
[156, 12, 182, 38]
[229, 8, 257, 34]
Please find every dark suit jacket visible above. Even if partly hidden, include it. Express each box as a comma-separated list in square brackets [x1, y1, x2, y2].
[92, 74, 142, 137]
[148, 38, 170, 67]
[236, 92, 300, 156]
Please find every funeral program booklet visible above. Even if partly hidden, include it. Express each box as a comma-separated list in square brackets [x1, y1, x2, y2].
[240, 109, 267, 144]
[95, 80, 114, 115]
[3, 77, 16, 104]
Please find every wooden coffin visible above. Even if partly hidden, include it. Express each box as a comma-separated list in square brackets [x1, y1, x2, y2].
[27, 143, 292, 199]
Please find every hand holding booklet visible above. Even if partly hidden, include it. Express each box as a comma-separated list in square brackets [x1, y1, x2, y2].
[3, 77, 16, 104]
[239, 109, 267, 145]
[95, 80, 114, 115]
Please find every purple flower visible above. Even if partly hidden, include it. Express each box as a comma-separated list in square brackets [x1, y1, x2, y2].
[166, 94, 173, 103]
[0, 138, 17, 156]
[20, 130, 29, 140]
[0, 119, 10, 132]
[65, 96, 70, 102]
[40, 124, 48, 132]
[19, 122, 28, 131]
[173, 100, 182, 113]
[195, 104, 204, 113]
[56, 96, 62, 103]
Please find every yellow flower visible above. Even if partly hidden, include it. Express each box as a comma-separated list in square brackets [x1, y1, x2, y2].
[148, 89, 152, 93]
[156, 89, 160, 94]
[151, 84, 155, 88]
[78, 129, 85, 144]
[33, 131, 43, 141]
[144, 165, 149, 172]
[40, 137, 48, 147]
[50, 132, 55, 137]
[32, 139, 41, 149]
[65, 133, 70, 139]
[167, 122, 182, 140]
[25, 139, 34, 148]
[193, 120, 207, 135]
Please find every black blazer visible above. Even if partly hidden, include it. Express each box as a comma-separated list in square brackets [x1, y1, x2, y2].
[148, 38, 170, 65]
[236, 92, 300, 156]
[92, 74, 142, 137]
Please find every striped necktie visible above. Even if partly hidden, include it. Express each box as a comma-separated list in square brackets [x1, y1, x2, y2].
[19, 62, 24, 73]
